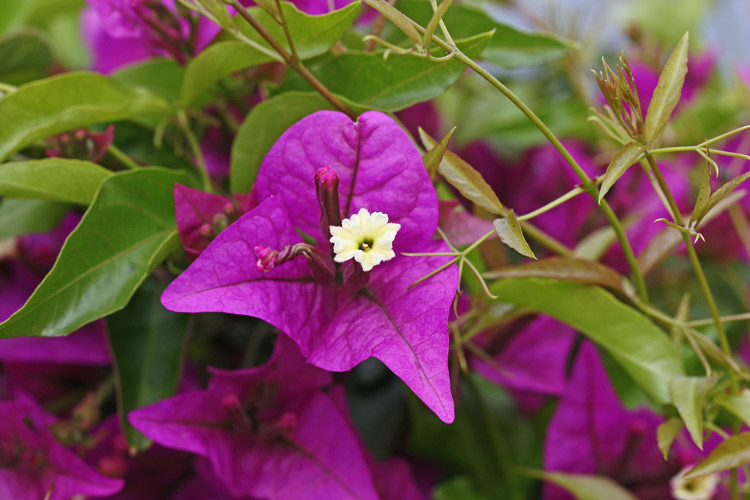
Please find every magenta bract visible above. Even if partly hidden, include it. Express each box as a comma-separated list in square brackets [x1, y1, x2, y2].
[130, 336, 379, 500]
[162, 111, 458, 423]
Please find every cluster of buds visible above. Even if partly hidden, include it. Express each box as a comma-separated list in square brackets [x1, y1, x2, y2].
[131, 0, 194, 64]
[46, 125, 114, 163]
[199, 202, 242, 242]
[594, 55, 645, 141]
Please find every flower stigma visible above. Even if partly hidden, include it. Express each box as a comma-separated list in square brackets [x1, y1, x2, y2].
[670, 466, 720, 500]
[329, 208, 400, 272]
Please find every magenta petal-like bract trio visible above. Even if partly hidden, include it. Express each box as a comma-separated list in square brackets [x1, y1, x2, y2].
[161, 111, 459, 423]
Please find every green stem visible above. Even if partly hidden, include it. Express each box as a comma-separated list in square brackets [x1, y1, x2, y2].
[687, 312, 750, 328]
[517, 176, 603, 222]
[177, 111, 212, 192]
[422, 37, 648, 300]
[107, 144, 141, 170]
[645, 154, 736, 387]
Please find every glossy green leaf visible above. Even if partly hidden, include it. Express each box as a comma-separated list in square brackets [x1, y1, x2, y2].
[0, 159, 112, 205]
[493, 210, 536, 259]
[236, 1, 361, 58]
[716, 390, 750, 427]
[107, 278, 189, 452]
[485, 257, 624, 292]
[489, 278, 683, 403]
[420, 126, 455, 181]
[283, 33, 491, 112]
[433, 476, 488, 500]
[643, 32, 689, 143]
[230, 91, 333, 193]
[691, 172, 750, 227]
[113, 58, 186, 104]
[180, 41, 276, 107]
[0, 72, 170, 161]
[398, 0, 578, 68]
[657, 417, 685, 460]
[530, 471, 639, 500]
[0, 198, 69, 237]
[670, 375, 712, 449]
[420, 127, 504, 215]
[683, 432, 750, 480]
[0, 168, 186, 339]
[0, 30, 53, 85]
[599, 141, 647, 202]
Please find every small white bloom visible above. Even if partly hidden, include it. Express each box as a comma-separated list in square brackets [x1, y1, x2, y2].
[670, 466, 720, 500]
[329, 208, 401, 272]
[0, 237, 16, 259]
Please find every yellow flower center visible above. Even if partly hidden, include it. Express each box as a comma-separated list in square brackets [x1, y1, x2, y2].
[329, 208, 400, 272]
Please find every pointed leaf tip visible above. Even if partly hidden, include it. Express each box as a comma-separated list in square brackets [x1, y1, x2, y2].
[493, 210, 535, 259]
[644, 32, 689, 144]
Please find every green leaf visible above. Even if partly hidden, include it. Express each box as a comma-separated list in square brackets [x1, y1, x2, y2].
[236, 1, 361, 58]
[716, 390, 750, 427]
[0, 168, 186, 338]
[670, 375, 712, 449]
[485, 257, 624, 292]
[492, 210, 536, 259]
[0, 72, 170, 161]
[690, 164, 712, 226]
[113, 58, 186, 104]
[420, 126, 455, 181]
[0, 30, 53, 85]
[683, 432, 750, 480]
[643, 32, 689, 144]
[599, 141, 647, 202]
[196, 0, 235, 26]
[282, 32, 491, 112]
[107, 278, 189, 452]
[420, 127, 504, 215]
[0, 159, 112, 205]
[180, 41, 276, 108]
[529, 471, 639, 500]
[230, 91, 333, 193]
[0, 0, 27, 35]
[0, 198, 69, 237]
[489, 278, 683, 403]
[691, 172, 750, 227]
[657, 417, 685, 459]
[398, 0, 578, 68]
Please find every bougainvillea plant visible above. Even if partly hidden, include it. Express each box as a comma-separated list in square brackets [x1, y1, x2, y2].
[1, 0, 749, 499]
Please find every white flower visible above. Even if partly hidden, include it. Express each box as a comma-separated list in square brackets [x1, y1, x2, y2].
[0, 237, 16, 259]
[329, 208, 401, 272]
[670, 466, 720, 500]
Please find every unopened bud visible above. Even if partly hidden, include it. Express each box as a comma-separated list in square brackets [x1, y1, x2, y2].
[254, 245, 278, 272]
[314, 166, 342, 240]
[221, 393, 252, 431]
[98, 455, 128, 478]
[278, 412, 298, 431]
[199, 223, 214, 239]
[212, 213, 229, 233]
[223, 202, 238, 219]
